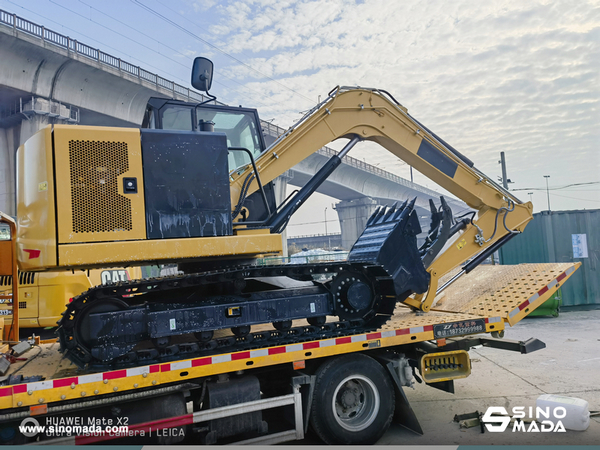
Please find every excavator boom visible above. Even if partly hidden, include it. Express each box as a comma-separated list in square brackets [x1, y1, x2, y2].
[232, 86, 533, 311]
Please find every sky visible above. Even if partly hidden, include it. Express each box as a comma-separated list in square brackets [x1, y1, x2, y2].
[1, 0, 598, 237]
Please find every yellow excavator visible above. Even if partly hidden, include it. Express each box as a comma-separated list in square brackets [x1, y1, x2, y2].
[14, 58, 532, 368]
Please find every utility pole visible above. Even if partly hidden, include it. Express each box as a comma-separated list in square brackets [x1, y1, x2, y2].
[498, 152, 511, 189]
[544, 175, 551, 211]
[324, 207, 328, 249]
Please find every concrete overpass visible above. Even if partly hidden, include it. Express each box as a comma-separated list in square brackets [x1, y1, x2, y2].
[0, 9, 467, 249]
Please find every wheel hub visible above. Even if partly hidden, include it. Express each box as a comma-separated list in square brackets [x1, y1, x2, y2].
[332, 375, 380, 432]
[341, 389, 359, 408]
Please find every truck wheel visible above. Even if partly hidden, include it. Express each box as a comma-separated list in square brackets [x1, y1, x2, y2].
[309, 354, 394, 444]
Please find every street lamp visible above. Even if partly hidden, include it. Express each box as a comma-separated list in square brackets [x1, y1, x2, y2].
[543, 175, 551, 211]
[528, 192, 533, 203]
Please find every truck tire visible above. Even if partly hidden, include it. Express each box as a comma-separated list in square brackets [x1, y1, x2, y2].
[309, 353, 395, 444]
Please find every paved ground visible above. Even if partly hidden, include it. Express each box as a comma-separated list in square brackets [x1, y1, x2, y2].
[377, 308, 600, 446]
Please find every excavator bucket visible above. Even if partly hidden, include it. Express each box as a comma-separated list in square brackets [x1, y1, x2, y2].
[348, 198, 441, 302]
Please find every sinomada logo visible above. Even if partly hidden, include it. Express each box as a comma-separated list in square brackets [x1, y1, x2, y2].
[482, 406, 567, 432]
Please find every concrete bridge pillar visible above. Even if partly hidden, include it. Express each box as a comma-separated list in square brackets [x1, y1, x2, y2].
[0, 126, 18, 216]
[19, 115, 53, 145]
[273, 170, 293, 257]
[334, 197, 379, 250]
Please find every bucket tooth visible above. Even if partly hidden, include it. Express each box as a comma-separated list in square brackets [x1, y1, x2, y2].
[394, 197, 416, 225]
[366, 206, 385, 227]
[392, 199, 409, 220]
[387, 201, 399, 214]
[375, 206, 393, 225]
[365, 208, 376, 227]
[427, 198, 442, 238]
[382, 208, 395, 222]
[419, 199, 443, 256]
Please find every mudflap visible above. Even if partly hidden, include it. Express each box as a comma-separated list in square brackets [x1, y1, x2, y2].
[348, 198, 431, 301]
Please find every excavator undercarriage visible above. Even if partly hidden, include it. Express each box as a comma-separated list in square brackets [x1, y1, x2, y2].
[59, 197, 454, 368]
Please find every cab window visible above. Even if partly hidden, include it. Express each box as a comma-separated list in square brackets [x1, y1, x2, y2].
[160, 106, 193, 130]
[196, 110, 263, 172]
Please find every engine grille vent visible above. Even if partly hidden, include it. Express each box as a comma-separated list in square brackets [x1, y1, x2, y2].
[0, 273, 36, 286]
[69, 139, 132, 233]
[19, 272, 36, 285]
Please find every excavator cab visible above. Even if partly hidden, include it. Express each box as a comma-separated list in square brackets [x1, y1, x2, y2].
[142, 99, 265, 171]
[141, 97, 277, 224]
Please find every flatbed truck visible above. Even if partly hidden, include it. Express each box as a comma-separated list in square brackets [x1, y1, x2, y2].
[0, 245, 580, 444]
[0, 58, 582, 444]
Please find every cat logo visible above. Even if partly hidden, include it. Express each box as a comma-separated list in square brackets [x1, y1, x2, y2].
[100, 270, 129, 285]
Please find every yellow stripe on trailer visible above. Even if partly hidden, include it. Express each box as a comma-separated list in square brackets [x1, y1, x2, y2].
[1, 312, 504, 409]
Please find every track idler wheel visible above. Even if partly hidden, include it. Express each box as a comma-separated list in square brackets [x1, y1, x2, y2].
[71, 297, 133, 364]
[330, 270, 376, 321]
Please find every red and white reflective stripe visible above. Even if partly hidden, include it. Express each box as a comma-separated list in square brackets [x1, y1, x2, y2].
[6, 318, 481, 396]
[153, 324, 435, 371]
[509, 266, 575, 319]
[8, 366, 155, 395]
[485, 316, 502, 324]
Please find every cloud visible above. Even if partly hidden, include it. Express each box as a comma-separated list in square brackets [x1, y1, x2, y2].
[190, 0, 600, 213]
[176, 49, 199, 58]
[188, 0, 217, 12]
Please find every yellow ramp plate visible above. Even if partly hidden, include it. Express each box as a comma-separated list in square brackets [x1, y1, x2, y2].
[432, 263, 580, 326]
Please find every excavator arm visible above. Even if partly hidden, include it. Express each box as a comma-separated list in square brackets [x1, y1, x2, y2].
[231, 86, 533, 312]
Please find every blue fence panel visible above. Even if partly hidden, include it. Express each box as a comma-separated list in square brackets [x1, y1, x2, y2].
[499, 210, 599, 307]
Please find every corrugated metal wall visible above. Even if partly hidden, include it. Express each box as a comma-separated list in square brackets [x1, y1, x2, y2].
[499, 209, 599, 307]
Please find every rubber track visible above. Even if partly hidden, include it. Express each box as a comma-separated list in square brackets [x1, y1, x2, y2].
[57, 262, 394, 369]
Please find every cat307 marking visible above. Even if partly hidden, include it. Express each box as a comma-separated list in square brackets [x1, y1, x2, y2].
[433, 319, 486, 338]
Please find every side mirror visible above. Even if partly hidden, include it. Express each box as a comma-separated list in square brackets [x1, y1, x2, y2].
[191, 57, 214, 92]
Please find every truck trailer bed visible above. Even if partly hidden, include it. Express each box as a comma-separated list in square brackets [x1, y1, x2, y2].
[0, 262, 579, 414]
